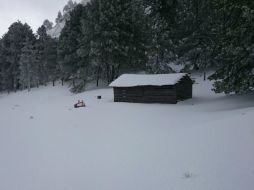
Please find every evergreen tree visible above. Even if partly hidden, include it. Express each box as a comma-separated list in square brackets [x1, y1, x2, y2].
[46, 37, 58, 86]
[18, 37, 36, 91]
[0, 37, 5, 91]
[1, 0, 252, 95]
[55, 11, 64, 24]
[58, 4, 85, 92]
[209, 0, 254, 94]
[175, 0, 216, 71]
[83, 0, 149, 83]
[144, 0, 178, 73]
[63, 0, 78, 21]
[43, 19, 53, 30]
[0, 22, 35, 91]
[0, 35, 12, 91]
[36, 25, 58, 86]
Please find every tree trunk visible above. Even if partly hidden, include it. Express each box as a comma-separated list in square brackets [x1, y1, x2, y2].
[115, 64, 120, 79]
[83, 79, 86, 89]
[111, 65, 115, 82]
[96, 77, 99, 87]
[72, 78, 76, 87]
[96, 67, 101, 87]
[28, 80, 31, 92]
[13, 77, 17, 93]
[106, 63, 110, 84]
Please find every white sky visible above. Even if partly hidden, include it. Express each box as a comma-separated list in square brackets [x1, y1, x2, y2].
[0, 0, 83, 37]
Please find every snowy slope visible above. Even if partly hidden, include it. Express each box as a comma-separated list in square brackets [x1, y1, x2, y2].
[0, 74, 254, 190]
[47, 21, 66, 39]
[47, 0, 90, 38]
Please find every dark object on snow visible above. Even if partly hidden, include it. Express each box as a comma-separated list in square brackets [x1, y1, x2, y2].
[110, 74, 192, 104]
[74, 100, 86, 108]
[97, 96, 102, 99]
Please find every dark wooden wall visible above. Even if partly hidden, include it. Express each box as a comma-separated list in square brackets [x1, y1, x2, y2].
[113, 75, 193, 104]
[114, 85, 177, 104]
[176, 75, 193, 100]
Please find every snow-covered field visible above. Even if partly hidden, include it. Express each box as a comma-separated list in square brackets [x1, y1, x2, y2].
[0, 74, 254, 190]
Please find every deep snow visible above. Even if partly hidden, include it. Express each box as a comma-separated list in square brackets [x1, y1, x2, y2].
[0, 74, 254, 190]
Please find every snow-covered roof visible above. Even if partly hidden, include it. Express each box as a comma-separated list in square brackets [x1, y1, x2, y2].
[109, 73, 189, 87]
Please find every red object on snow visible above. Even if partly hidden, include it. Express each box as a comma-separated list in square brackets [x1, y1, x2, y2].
[74, 100, 86, 108]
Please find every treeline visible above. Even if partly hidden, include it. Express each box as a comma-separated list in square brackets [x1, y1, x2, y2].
[0, 23, 58, 92]
[0, 0, 253, 94]
[58, 0, 150, 92]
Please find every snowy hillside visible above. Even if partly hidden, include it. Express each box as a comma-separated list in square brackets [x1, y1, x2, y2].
[0, 74, 254, 190]
[47, 21, 66, 39]
[47, 0, 90, 38]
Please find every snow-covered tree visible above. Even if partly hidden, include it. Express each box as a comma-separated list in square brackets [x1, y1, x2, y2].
[82, 0, 149, 83]
[58, 4, 85, 92]
[36, 25, 58, 86]
[209, 0, 254, 94]
[0, 22, 35, 91]
[19, 37, 36, 91]
[63, 0, 78, 21]
[0, 37, 6, 91]
[43, 19, 53, 30]
[55, 11, 64, 24]
[144, 0, 178, 73]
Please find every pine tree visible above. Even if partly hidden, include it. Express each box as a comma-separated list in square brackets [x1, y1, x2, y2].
[36, 25, 58, 86]
[172, 0, 216, 72]
[63, 0, 78, 21]
[58, 4, 85, 92]
[83, 0, 149, 83]
[19, 37, 36, 91]
[55, 11, 64, 24]
[0, 37, 5, 91]
[209, 0, 254, 94]
[43, 19, 53, 30]
[0, 35, 12, 92]
[144, 0, 178, 73]
[0, 22, 35, 92]
[46, 37, 58, 86]
[79, 0, 107, 86]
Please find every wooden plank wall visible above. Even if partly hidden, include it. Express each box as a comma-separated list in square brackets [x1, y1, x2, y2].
[176, 76, 193, 101]
[114, 86, 177, 104]
[113, 75, 193, 104]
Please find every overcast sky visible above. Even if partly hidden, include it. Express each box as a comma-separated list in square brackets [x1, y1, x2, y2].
[0, 0, 83, 37]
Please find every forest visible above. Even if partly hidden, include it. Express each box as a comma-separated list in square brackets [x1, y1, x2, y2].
[0, 0, 253, 94]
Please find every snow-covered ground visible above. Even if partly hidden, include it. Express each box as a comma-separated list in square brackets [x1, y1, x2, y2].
[0, 74, 254, 190]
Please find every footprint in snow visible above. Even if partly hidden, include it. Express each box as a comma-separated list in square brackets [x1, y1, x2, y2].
[12, 105, 20, 110]
[182, 172, 197, 179]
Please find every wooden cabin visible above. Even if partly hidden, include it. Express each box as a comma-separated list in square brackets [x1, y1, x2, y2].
[109, 73, 192, 104]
